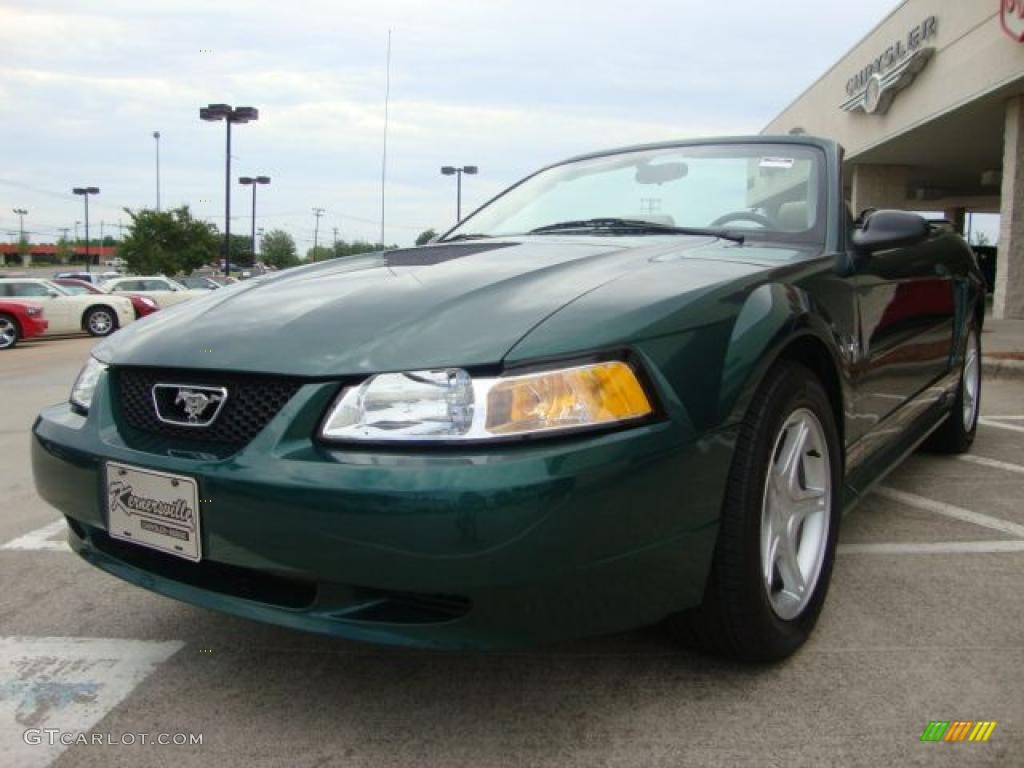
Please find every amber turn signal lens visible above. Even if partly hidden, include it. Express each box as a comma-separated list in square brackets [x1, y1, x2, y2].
[485, 361, 652, 435]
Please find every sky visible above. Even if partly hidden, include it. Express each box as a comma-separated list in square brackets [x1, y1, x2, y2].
[4, 0, 987, 252]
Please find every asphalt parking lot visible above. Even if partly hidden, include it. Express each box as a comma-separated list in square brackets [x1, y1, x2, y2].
[1, 335, 1021, 768]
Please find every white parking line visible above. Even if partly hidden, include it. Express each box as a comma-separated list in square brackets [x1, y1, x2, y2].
[0, 636, 184, 768]
[839, 540, 1024, 555]
[957, 454, 1024, 475]
[978, 418, 1024, 434]
[982, 415, 1024, 421]
[1, 521, 69, 553]
[874, 486, 1024, 539]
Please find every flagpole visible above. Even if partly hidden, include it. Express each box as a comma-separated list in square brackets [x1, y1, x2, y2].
[380, 29, 392, 248]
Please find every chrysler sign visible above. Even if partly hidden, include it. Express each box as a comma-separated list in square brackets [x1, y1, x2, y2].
[841, 16, 937, 115]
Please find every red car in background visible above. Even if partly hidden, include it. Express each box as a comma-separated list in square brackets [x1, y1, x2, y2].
[52, 278, 160, 319]
[0, 300, 48, 350]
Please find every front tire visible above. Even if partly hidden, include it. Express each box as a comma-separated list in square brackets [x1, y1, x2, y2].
[85, 307, 117, 337]
[0, 313, 19, 350]
[923, 322, 980, 454]
[666, 361, 842, 662]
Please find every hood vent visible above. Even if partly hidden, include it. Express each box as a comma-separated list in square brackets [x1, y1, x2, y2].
[385, 242, 516, 267]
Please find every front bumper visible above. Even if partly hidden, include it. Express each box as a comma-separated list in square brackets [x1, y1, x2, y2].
[26, 317, 48, 337]
[32, 370, 735, 649]
[115, 303, 135, 328]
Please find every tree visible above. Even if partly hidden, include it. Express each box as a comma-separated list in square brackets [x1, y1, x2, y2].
[119, 206, 220, 276]
[306, 245, 332, 263]
[55, 237, 72, 264]
[415, 228, 437, 246]
[325, 239, 399, 260]
[227, 233, 254, 268]
[260, 229, 299, 269]
[971, 231, 991, 247]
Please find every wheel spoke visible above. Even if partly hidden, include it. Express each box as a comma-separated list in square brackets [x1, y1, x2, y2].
[789, 490, 826, 525]
[763, 528, 780, 590]
[775, 531, 806, 600]
[775, 418, 808, 485]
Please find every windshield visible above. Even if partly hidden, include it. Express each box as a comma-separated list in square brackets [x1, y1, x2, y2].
[41, 280, 73, 296]
[56, 282, 92, 295]
[444, 143, 826, 245]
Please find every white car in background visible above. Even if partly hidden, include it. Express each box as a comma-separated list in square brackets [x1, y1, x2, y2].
[102, 276, 207, 308]
[0, 277, 134, 337]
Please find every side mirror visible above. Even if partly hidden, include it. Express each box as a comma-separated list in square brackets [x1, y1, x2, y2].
[852, 210, 929, 254]
[47, 290, 60, 298]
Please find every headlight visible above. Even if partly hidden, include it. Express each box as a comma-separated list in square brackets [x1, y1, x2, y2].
[320, 360, 653, 443]
[70, 357, 108, 412]
[25, 306, 43, 317]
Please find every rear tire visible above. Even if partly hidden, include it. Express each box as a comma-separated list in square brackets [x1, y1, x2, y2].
[85, 306, 117, 337]
[0, 313, 18, 350]
[923, 322, 980, 454]
[666, 361, 842, 662]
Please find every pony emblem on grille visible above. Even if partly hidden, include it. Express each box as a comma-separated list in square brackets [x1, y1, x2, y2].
[152, 384, 229, 427]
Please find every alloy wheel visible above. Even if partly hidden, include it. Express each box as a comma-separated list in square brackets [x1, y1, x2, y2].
[962, 328, 980, 431]
[760, 408, 832, 621]
[88, 310, 113, 335]
[0, 317, 15, 349]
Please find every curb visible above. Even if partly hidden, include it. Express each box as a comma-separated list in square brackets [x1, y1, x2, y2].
[982, 357, 1024, 380]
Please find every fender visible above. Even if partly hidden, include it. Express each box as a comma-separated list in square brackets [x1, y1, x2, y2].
[718, 282, 849, 432]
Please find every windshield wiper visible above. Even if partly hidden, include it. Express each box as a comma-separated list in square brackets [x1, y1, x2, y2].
[527, 218, 745, 244]
[440, 233, 492, 242]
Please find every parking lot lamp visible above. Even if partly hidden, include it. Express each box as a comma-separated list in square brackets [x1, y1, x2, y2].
[200, 104, 259, 276]
[12, 208, 27, 242]
[153, 131, 161, 210]
[239, 176, 270, 263]
[440, 165, 478, 223]
[71, 188, 99, 273]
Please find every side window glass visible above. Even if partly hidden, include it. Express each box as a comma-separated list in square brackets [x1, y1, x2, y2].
[14, 283, 50, 297]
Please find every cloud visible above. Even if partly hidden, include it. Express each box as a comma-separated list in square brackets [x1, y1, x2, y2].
[0, 0, 902, 247]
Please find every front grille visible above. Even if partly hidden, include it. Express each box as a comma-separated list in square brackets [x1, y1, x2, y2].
[116, 367, 302, 447]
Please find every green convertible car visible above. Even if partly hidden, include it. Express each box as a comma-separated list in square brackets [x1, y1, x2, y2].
[33, 136, 984, 660]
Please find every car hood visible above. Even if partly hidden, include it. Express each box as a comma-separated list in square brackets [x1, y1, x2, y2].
[95, 237, 785, 376]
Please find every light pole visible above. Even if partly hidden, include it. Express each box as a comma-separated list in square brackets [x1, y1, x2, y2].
[12, 208, 27, 265]
[12, 208, 27, 243]
[440, 165, 478, 223]
[199, 104, 259, 276]
[153, 131, 161, 210]
[239, 175, 270, 263]
[312, 208, 325, 261]
[72, 188, 99, 273]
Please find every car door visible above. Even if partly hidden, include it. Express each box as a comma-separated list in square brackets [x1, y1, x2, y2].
[148, 279, 198, 307]
[849, 233, 955, 429]
[8, 281, 75, 333]
[109, 279, 160, 306]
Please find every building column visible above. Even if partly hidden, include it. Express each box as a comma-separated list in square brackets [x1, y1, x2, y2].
[851, 164, 910, 216]
[943, 207, 966, 235]
[994, 96, 1024, 320]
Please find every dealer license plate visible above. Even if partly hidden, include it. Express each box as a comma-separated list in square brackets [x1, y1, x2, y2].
[106, 462, 201, 562]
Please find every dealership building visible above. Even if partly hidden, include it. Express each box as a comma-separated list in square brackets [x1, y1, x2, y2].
[764, 0, 1024, 319]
